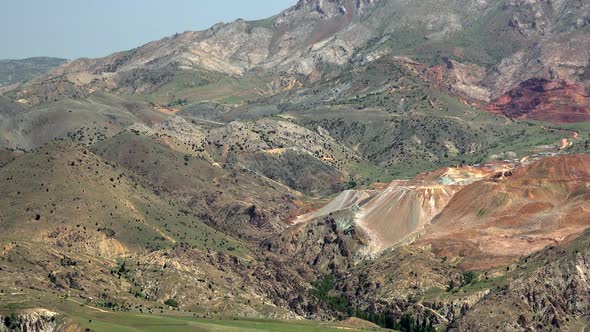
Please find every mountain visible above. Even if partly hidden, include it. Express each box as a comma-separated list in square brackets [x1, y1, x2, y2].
[1, 0, 590, 331]
[0, 141, 326, 319]
[0, 57, 67, 88]
[3, 0, 589, 123]
[1, 137, 589, 330]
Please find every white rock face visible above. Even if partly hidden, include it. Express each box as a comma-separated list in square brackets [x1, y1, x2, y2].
[0, 309, 59, 332]
[14, 0, 590, 102]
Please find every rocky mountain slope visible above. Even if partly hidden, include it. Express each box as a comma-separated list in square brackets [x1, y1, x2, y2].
[487, 78, 590, 123]
[3, 0, 589, 124]
[1, 137, 589, 330]
[0, 309, 60, 332]
[449, 228, 590, 331]
[0, 0, 590, 331]
[0, 142, 327, 319]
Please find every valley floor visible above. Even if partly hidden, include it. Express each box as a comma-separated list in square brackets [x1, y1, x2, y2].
[0, 290, 389, 332]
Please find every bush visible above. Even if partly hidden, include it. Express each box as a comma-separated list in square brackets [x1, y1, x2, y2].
[3, 313, 18, 330]
[98, 227, 116, 238]
[311, 275, 349, 312]
[462, 271, 477, 286]
[164, 299, 178, 308]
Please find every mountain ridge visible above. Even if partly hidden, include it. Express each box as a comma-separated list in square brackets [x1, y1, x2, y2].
[5, 0, 589, 124]
[1, 0, 590, 331]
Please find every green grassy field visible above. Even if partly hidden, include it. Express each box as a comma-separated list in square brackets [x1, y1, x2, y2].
[0, 291, 387, 332]
[68, 313, 380, 332]
[141, 70, 269, 107]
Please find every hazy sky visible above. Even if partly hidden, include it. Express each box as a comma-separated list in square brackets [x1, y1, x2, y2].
[0, 0, 295, 60]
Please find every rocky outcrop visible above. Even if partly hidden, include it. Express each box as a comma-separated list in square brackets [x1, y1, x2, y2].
[0, 309, 59, 332]
[449, 231, 590, 331]
[427, 60, 491, 102]
[262, 217, 372, 274]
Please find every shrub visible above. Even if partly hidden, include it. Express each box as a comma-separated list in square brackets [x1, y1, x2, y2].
[164, 298, 178, 308]
[98, 227, 116, 238]
[462, 271, 477, 286]
[3, 313, 18, 330]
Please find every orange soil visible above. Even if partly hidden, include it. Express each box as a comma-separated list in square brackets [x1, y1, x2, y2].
[155, 106, 180, 115]
[417, 154, 590, 270]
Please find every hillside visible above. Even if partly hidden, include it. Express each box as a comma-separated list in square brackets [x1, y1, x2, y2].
[3, 0, 589, 124]
[1, 140, 589, 330]
[0, 142, 325, 319]
[0, 0, 590, 331]
[91, 129, 303, 240]
[0, 141, 245, 254]
[277, 154, 590, 329]
[0, 57, 67, 88]
[293, 154, 590, 269]
[449, 228, 590, 330]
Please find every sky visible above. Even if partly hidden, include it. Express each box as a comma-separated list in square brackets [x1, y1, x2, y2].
[0, 0, 295, 60]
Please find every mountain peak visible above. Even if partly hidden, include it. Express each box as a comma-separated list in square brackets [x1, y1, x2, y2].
[293, 0, 378, 17]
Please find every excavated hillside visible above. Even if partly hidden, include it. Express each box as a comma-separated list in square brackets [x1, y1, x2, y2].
[293, 154, 590, 272]
[419, 154, 590, 270]
[296, 165, 502, 254]
[265, 154, 590, 330]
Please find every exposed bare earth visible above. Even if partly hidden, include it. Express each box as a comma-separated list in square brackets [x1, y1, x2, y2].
[302, 155, 590, 271]
[419, 154, 590, 270]
[487, 78, 590, 124]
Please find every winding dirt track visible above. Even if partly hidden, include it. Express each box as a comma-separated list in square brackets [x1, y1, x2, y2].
[67, 298, 110, 313]
[541, 126, 578, 150]
[559, 131, 579, 150]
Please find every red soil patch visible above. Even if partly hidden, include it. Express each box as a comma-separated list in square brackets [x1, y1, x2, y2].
[486, 78, 590, 124]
